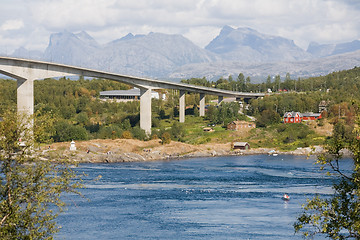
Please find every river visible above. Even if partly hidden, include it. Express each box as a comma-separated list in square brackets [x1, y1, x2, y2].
[55, 154, 348, 239]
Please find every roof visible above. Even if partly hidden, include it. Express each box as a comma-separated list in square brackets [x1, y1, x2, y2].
[302, 112, 321, 117]
[233, 142, 249, 146]
[100, 88, 140, 97]
[229, 120, 252, 125]
[283, 112, 302, 118]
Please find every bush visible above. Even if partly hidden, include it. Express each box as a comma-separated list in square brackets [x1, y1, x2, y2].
[121, 130, 133, 139]
[151, 133, 158, 140]
[161, 132, 171, 144]
[53, 121, 88, 142]
[170, 121, 185, 141]
[256, 109, 280, 127]
[97, 125, 122, 139]
[131, 127, 147, 140]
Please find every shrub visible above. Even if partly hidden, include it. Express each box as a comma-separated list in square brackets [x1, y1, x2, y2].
[121, 130, 133, 139]
[53, 121, 88, 142]
[97, 125, 122, 139]
[161, 132, 171, 144]
[131, 127, 147, 140]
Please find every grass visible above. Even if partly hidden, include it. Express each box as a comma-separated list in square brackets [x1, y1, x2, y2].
[154, 114, 327, 150]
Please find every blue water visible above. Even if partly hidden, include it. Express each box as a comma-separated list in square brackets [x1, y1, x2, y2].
[55, 155, 349, 240]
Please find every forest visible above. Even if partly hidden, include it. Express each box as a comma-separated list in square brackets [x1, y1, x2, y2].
[0, 66, 359, 148]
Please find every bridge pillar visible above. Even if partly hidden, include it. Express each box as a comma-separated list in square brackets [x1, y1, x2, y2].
[140, 87, 152, 135]
[179, 90, 185, 123]
[218, 96, 224, 105]
[199, 93, 205, 117]
[17, 78, 34, 117]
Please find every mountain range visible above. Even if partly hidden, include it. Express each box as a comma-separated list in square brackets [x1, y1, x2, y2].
[10, 26, 360, 82]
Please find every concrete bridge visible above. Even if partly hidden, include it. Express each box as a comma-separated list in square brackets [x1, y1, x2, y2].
[0, 56, 264, 134]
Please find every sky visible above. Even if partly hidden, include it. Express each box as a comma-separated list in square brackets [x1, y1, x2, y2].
[0, 0, 360, 54]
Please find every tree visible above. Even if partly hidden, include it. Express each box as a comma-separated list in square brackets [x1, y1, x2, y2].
[245, 76, 251, 91]
[53, 120, 89, 142]
[274, 75, 281, 91]
[0, 111, 82, 239]
[170, 122, 185, 141]
[193, 104, 199, 117]
[256, 109, 280, 127]
[266, 75, 272, 89]
[237, 73, 246, 91]
[206, 105, 217, 123]
[159, 109, 166, 119]
[294, 115, 360, 239]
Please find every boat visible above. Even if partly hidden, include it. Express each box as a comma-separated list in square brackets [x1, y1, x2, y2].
[282, 194, 290, 201]
[268, 150, 278, 156]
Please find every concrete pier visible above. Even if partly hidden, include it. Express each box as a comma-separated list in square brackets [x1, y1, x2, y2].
[17, 78, 34, 116]
[179, 90, 185, 123]
[140, 88, 152, 135]
[199, 93, 205, 117]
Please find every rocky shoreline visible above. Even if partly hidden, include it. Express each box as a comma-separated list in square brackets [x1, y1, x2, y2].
[42, 139, 329, 163]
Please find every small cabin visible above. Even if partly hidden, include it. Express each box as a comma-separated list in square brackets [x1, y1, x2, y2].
[227, 120, 256, 131]
[233, 142, 250, 150]
[203, 127, 214, 132]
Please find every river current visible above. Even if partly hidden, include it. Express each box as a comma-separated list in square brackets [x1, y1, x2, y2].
[55, 154, 349, 239]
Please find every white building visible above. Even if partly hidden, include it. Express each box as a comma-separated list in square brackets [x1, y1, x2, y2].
[99, 88, 166, 102]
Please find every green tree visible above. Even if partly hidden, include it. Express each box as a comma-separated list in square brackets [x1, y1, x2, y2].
[0, 111, 82, 239]
[159, 109, 166, 119]
[256, 109, 281, 127]
[170, 122, 185, 141]
[274, 75, 281, 91]
[193, 104, 199, 117]
[237, 73, 246, 91]
[206, 105, 217, 123]
[245, 76, 251, 91]
[266, 75, 272, 89]
[53, 120, 89, 142]
[294, 115, 360, 239]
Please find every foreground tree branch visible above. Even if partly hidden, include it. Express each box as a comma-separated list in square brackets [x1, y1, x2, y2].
[294, 117, 360, 239]
[0, 110, 83, 239]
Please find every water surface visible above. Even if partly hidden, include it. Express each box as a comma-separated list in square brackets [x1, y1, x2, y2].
[56, 155, 346, 239]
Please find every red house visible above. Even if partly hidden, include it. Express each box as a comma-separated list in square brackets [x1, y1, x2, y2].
[301, 112, 322, 121]
[283, 112, 302, 123]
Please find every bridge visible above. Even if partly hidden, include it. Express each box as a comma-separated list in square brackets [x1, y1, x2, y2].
[0, 56, 264, 134]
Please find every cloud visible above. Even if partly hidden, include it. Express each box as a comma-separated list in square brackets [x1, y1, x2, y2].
[0, 19, 24, 31]
[0, 0, 359, 53]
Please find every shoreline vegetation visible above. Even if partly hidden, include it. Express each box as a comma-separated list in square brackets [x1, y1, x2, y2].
[41, 139, 329, 163]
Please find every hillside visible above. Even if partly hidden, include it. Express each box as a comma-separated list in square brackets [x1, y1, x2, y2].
[11, 27, 360, 80]
[170, 50, 360, 82]
[205, 26, 312, 63]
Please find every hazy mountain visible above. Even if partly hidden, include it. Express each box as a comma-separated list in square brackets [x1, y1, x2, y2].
[43, 30, 101, 68]
[307, 40, 360, 58]
[205, 26, 312, 63]
[12, 47, 43, 60]
[39, 30, 219, 78]
[9, 27, 360, 81]
[97, 32, 220, 77]
[170, 50, 360, 82]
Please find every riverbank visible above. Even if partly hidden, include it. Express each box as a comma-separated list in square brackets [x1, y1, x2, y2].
[41, 139, 326, 163]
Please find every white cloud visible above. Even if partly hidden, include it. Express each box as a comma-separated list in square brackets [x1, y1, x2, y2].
[0, 19, 24, 31]
[0, 0, 359, 53]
